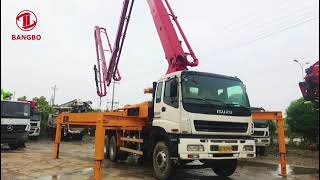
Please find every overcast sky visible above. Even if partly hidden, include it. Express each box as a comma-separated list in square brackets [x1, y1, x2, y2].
[1, 0, 319, 113]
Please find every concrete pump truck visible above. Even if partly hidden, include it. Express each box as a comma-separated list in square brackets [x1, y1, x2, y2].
[94, 0, 255, 178]
[55, 0, 256, 179]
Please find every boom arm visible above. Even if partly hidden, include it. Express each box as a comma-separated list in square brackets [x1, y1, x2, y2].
[147, 0, 198, 74]
[93, 0, 199, 97]
[94, 0, 135, 97]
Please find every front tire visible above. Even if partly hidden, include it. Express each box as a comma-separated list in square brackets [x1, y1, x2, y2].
[8, 143, 19, 150]
[211, 159, 237, 177]
[152, 141, 174, 180]
[259, 147, 266, 156]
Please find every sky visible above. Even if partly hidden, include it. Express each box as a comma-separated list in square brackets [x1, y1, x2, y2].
[1, 0, 319, 113]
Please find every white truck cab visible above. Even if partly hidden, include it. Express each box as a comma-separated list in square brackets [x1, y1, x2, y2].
[150, 70, 255, 178]
[1, 100, 31, 149]
[29, 109, 41, 138]
[251, 107, 271, 156]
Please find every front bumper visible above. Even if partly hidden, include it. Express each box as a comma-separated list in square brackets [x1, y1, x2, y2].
[254, 137, 270, 146]
[29, 127, 40, 137]
[1, 132, 28, 144]
[178, 137, 256, 160]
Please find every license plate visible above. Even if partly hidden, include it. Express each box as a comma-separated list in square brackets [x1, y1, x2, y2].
[218, 146, 232, 152]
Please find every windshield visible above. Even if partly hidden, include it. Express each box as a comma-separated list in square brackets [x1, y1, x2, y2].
[254, 121, 269, 128]
[181, 72, 251, 116]
[31, 112, 41, 121]
[1, 101, 31, 119]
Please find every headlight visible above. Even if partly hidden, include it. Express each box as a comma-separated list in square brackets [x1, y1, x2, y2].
[187, 145, 204, 151]
[243, 145, 254, 151]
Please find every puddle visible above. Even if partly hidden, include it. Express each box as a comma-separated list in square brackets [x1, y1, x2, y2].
[35, 168, 93, 180]
[239, 161, 319, 176]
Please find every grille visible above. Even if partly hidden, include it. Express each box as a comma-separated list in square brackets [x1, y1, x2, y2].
[31, 123, 37, 127]
[194, 120, 248, 133]
[253, 131, 265, 136]
[1, 125, 26, 133]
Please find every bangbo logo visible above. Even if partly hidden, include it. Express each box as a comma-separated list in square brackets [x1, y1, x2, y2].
[12, 10, 42, 40]
[16, 10, 37, 31]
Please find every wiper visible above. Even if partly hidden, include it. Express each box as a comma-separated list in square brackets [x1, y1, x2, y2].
[226, 103, 249, 109]
[184, 97, 229, 107]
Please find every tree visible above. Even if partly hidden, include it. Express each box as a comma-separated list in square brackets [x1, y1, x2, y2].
[17, 96, 27, 101]
[33, 96, 54, 114]
[285, 97, 319, 145]
[1, 88, 13, 100]
[32, 96, 55, 137]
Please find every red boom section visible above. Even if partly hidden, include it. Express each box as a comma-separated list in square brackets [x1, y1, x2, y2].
[147, 0, 198, 74]
[94, 0, 134, 97]
[299, 60, 319, 102]
[94, 27, 113, 97]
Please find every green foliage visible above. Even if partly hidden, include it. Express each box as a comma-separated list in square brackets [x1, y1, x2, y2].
[1, 88, 13, 100]
[32, 96, 55, 137]
[267, 121, 277, 145]
[285, 97, 319, 145]
[17, 96, 27, 101]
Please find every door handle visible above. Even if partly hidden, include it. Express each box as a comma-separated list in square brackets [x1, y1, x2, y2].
[161, 107, 166, 112]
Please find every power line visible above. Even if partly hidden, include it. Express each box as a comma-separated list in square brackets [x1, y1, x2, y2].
[222, 0, 291, 32]
[251, 14, 316, 43]
[227, 5, 315, 35]
[239, 17, 318, 47]
[214, 16, 319, 56]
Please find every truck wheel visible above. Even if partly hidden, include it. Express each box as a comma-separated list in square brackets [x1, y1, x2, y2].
[255, 146, 260, 156]
[17, 142, 26, 148]
[212, 159, 237, 177]
[104, 135, 109, 159]
[153, 141, 174, 180]
[109, 136, 118, 162]
[259, 147, 266, 156]
[8, 143, 19, 150]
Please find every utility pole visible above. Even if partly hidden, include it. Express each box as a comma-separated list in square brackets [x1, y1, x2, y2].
[51, 85, 58, 106]
[107, 81, 119, 111]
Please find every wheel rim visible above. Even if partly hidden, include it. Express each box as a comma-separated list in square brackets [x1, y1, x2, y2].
[156, 151, 167, 172]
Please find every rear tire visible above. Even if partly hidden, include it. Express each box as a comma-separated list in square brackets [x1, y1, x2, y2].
[152, 141, 175, 180]
[109, 136, 118, 162]
[211, 159, 237, 177]
[104, 135, 109, 159]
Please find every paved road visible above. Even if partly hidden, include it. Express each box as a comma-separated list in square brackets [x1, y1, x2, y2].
[1, 141, 318, 180]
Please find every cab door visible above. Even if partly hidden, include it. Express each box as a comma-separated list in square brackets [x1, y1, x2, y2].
[153, 78, 181, 133]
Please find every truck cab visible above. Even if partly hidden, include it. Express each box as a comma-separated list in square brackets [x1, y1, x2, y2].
[1, 100, 31, 149]
[252, 120, 270, 156]
[250, 107, 271, 156]
[29, 108, 41, 138]
[150, 70, 255, 178]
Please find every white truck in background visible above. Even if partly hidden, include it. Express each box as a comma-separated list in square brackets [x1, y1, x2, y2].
[28, 101, 41, 139]
[251, 107, 270, 156]
[1, 100, 31, 149]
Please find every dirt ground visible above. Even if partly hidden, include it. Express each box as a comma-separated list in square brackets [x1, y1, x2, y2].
[1, 140, 319, 180]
